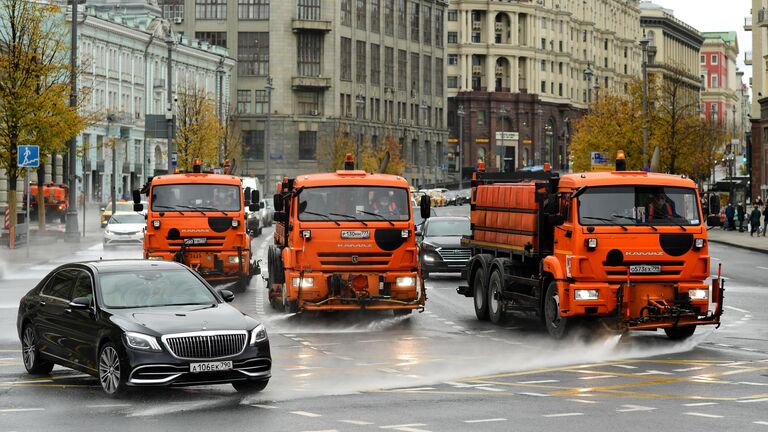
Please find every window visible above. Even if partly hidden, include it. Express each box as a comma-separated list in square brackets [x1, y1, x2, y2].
[477, 110, 485, 126]
[356, 40, 367, 83]
[559, 40, 563, 52]
[397, 49, 407, 90]
[71, 270, 93, 302]
[357, 0, 366, 30]
[385, 47, 394, 88]
[238, 32, 269, 76]
[298, 0, 321, 20]
[340, 37, 352, 81]
[42, 270, 77, 300]
[711, 54, 718, 64]
[423, 55, 431, 95]
[471, 32, 480, 43]
[371, 0, 380, 33]
[195, 31, 227, 48]
[341, 0, 352, 26]
[297, 92, 320, 115]
[448, 54, 458, 65]
[558, 83, 563, 96]
[97, 135, 104, 161]
[297, 33, 322, 76]
[447, 31, 457, 44]
[237, 90, 252, 113]
[159, 0, 184, 20]
[558, 62, 563, 74]
[410, 1, 419, 42]
[541, 80, 546, 93]
[447, 9, 457, 21]
[195, 0, 226, 19]
[435, 59, 443, 97]
[397, 0, 406, 39]
[423, 5, 431, 45]
[540, 60, 546, 72]
[299, 131, 317, 160]
[254, 90, 268, 113]
[700, 54, 705, 64]
[711, 75, 718, 88]
[447, 75, 457, 88]
[541, 38, 546, 50]
[412, 139, 419, 165]
[410, 53, 419, 94]
[541, 17, 547, 29]
[238, 0, 269, 20]
[244, 130, 265, 160]
[625, 47, 628, 58]
[371, 44, 380, 86]
[384, 0, 394, 36]
[435, 9, 443, 47]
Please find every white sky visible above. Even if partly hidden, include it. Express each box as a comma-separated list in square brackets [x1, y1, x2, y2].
[650, 0, 752, 91]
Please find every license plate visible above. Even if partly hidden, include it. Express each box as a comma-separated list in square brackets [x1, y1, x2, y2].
[341, 230, 370, 239]
[629, 264, 661, 274]
[189, 361, 233, 373]
[184, 237, 207, 245]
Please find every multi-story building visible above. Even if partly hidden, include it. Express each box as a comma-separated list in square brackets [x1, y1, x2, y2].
[746, 0, 768, 200]
[163, 0, 449, 189]
[446, 0, 642, 174]
[0, 0, 234, 209]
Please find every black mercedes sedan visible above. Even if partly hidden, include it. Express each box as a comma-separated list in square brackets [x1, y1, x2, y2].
[418, 216, 472, 279]
[16, 260, 271, 396]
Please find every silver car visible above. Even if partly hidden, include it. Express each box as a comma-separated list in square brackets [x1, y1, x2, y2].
[103, 212, 146, 248]
[259, 199, 274, 227]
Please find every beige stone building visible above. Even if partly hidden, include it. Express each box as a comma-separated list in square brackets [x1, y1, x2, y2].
[446, 0, 642, 173]
[162, 0, 449, 189]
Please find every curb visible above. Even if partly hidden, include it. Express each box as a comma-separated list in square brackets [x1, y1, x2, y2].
[708, 238, 768, 255]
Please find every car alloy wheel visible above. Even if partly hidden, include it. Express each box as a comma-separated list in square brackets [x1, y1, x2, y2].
[99, 344, 124, 396]
[21, 325, 53, 375]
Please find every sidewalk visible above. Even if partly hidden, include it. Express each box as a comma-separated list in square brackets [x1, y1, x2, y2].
[707, 227, 768, 254]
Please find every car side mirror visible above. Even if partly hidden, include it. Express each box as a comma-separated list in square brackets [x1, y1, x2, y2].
[273, 211, 286, 223]
[249, 203, 258, 212]
[420, 195, 431, 220]
[219, 289, 235, 302]
[69, 296, 91, 310]
[134, 203, 144, 212]
[132, 189, 141, 204]
[244, 187, 252, 204]
[273, 193, 284, 211]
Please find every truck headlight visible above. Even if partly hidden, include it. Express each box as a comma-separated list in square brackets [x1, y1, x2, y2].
[228, 256, 240, 264]
[124, 332, 161, 351]
[249, 324, 267, 345]
[152, 220, 160, 229]
[585, 238, 598, 249]
[292, 277, 313, 287]
[565, 256, 573, 278]
[396, 276, 416, 287]
[231, 219, 239, 228]
[574, 289, 599, 300]
[694, 238, 705, 248]
[688, 289, 708, 300]
[401, 229, 409, 238]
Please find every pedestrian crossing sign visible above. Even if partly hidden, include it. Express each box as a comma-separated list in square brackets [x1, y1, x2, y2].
[18, 145, 40, 168]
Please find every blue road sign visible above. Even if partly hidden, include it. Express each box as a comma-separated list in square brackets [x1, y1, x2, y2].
[171, 151, 178, 167]
[18, 145, 40, 168]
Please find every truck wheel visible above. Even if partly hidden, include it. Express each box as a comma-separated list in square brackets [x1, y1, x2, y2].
[267, 272, 283, 311]
[473, 267, 489, 321]
[543, 281, 570, 339]
[238, 275, 251, 292]
[393, 309, 412, 317]
[487, 269, 505, 324]
[664, 325, 696, 340]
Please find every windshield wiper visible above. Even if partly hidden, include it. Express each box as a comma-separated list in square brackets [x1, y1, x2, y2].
[660, 215, 688, 231]
[175, 205, 208, 215]
[194, 206, 228, 216]
[301, 211, 340, 226]
[357, 210, 395, 226]
[153, 205, 184, 215]
[330, 212, 369, 226]
[610, 214, 660, 232]
[582, 216, 628, 231]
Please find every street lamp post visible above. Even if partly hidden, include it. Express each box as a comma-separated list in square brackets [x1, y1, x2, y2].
[640, 33, 651, 170]
[457, 105, 465, 190]
[216, 57, 225, 167]
[264, 76, 273, 196]
[64, 0, 80, 241]
[498, 107, 508, 172]
[165, 30, 175, 174]
[583, 63, 594, 104]
[355, 94, 365, 169]
[420, 102, 428, 185]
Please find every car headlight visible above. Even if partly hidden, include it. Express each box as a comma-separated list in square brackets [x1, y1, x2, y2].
[124, 332, 161, 351]
[396, 276, 416, 287]
[250, 324, 267, 345]
[292, 277, 313, 287]
[574, 289, 599, 300]
[423, 254, 435, 262]
[104, 229, 112, 235]
[688, 289, 708, 300]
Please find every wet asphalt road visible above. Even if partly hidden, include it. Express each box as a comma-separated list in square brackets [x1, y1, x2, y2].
[0, 205, 767, 431]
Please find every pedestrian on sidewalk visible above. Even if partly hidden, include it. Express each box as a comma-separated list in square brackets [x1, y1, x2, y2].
[737, 202, 746, 232]
[750, 204, 761, 236]
[763, 205, 768, 237]
[725, 202, 735, 231]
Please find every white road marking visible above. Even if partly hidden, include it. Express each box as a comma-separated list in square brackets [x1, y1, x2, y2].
[301, 430, 337, 432]
[464, 418, 507, 423]
[568, 399, 598, 404]
[579, 375, 616, 380]
[715, 344, 733, 348]
[616, 405, 657, 412]
[738, 398, 768, 403]
[477, 386, 505, 392]
[739, 382, 768, 386]
[479, 329, 496, 333]
[754, 421, 768, 426]
[517, 380, 560, 384]
[360, 339, 386, 343]
[543, 413, 583, 418]
[291, 411, 322, 417]
[340, 420, 375, 425]
[724, 305, 750, 313]
[757, 266, 768, 271]
[519, 392, 551, 397]
[380, 423, 431, 432]
[0, 408, 45, 413]
[684, 412, 723, 418]
[674, 367, 706, 372]
[610, 364, 638, 369]
[444, 321, 455, 325]
[395, 387, 435, 392]
[443, 382, 486, 388]
[635, 370, 673, 376]
[85, 404, 131, 408]
[683, 402, 718, 407]
[250, 404, 278, 409]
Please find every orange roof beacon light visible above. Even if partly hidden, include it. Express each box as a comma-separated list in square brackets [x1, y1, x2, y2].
[543, 162, 551, 172]
[477, 161, 486, 172]
[344, 153, 355, 170]
[193, 158, 202, 173]
[615, 150, 627, 171]
[173, 167, 180, 174]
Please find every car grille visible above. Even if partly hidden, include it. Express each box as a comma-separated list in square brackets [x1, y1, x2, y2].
[117, 231, 139, 236]
[437, 248, 471, 262]
[162, 331, 247, 360]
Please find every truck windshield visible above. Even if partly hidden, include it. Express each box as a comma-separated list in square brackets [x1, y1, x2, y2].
[298, 186, 410, 222]
[151, 184, 241, 212]
[577, 186, 701, 226]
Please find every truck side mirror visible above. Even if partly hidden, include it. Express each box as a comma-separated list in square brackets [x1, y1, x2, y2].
[273, 193, 284, 211]
[244, 187, 252, 204]
[132, 189, 141, 204]
[249, 203, 258, 212]
[134, 203, 144, 212]
[548, 214, 565, 226]
[420, 195, 431, 220]
[273, 211, 286, 223]
[260, 201, 265, 209]
[251, 190, 259, 205]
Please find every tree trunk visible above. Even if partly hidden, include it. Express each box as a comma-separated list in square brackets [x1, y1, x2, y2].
[7, 175, 18, 229]
[37, 163, 46, 231]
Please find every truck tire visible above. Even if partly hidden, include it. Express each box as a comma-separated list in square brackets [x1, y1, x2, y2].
[487, 269, 505, 324]
[473, 267, 489, 321]
[543, 280, 570, 339]
[393, 309, 412, 317]
[664, 325, 696, 340]
[267, 271, 283, 311]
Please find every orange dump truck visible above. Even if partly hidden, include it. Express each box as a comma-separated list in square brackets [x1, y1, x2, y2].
[267, 157, 429, 314]
[26, 183, 69, 223]
[134, 162, 261, 290]
[457, 158, 724, 339]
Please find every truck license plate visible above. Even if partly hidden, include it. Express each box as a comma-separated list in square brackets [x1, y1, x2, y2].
[189, 361, 233, 373]
[341, 230, 370, 239]
[184, 237, 207, 245]
[629, 265, 661, 274]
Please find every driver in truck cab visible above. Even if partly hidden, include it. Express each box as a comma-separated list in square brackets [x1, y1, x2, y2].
[647, 191, 674, 221]
[371, 190, 401, 217]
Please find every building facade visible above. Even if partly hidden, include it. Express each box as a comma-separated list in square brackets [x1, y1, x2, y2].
[747, 0, 768, 200]
[163, 0, 450, 189]
[445, 0, 642, 175]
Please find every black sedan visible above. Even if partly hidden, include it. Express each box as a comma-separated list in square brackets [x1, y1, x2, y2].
[417, 216, 472, 279]
[17, 260, 271, 396]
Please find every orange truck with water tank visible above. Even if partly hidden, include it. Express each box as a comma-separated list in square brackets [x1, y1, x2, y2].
[133, 161, 261, 290]
[26, 183, 68, 223]
[457, 153, 724, 339]
[267, 155, 429, 314]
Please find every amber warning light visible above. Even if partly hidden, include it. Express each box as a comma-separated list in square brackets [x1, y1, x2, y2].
[344, 153, 355, 170]
[615, 150, 627, 171]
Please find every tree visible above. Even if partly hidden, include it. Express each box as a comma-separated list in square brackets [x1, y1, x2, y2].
[321, 126, 407, 175]
[174, 82, 221, 172]
[221, 112, 242, 174]
[0, 0, 85, 233]
[361, 135, 406, 175]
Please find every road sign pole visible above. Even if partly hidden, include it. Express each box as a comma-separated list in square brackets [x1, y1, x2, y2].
[25, 168, 30, 258]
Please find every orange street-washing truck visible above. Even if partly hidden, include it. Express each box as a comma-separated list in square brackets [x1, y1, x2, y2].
[267, 155, 430, 315]
[133, 161, 261, 290]
[457, 155, 724, 339]
[26, 183, 69, 223]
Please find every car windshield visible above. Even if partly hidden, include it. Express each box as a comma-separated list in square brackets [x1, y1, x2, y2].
[298, 186, 410, 221]
[425, 218, 471, 237]
[98, 269, 217, 309]
[151, 184, 241, 212]
[115, 202, 134, 212]
[109, 214, 145, 224]
[577, 186, 701, 226]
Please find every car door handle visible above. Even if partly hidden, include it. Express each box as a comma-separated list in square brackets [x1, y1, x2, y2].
[38, 300, 46, 306]
[64, 308, 72, 314]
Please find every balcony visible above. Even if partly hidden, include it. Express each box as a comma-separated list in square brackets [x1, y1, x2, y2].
[472, 65, 482, 75]
[472, 21, 481, 31]
[494, 22, 503, 32]
[745, 50, 753, 65]
[291, 76, 331, 89]
[745, 16, 753, 31]
[292, 18, 332, 32]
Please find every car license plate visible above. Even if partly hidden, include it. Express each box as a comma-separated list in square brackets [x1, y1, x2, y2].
[189, 361, 233, 373]
[629, 264, 661, 274]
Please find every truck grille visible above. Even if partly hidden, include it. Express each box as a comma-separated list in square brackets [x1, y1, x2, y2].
[162, 331, 247, 360]
[318, 252, 392, 266]
[437, 248, 471, 262]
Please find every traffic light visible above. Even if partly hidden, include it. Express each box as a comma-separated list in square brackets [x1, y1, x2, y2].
[743, 155, 747, 163]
